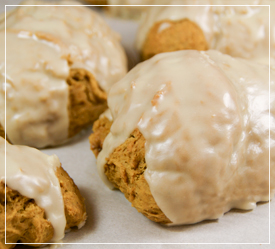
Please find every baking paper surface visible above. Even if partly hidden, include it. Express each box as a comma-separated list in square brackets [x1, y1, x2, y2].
[1, 0, 273, 247]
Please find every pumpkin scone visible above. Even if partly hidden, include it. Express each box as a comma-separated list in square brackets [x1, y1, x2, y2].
[137, 1, 273, 63]
[90, 50, 275, 225]
[0, 0, 127, 148]
[0, 137, 87, 248]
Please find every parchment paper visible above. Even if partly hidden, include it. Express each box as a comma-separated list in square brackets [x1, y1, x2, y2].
[1, 1, 274, 248]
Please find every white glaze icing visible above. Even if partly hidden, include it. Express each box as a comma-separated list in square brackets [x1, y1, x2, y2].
[0, 0, 127, 148]
[99, 108, 113, 121]
[136, 0, 274, 66]
[2, 0, 127, 92]
[0, 137, 66, 241]
[98, 50, 275, 225]
[0, 31, 70, 148]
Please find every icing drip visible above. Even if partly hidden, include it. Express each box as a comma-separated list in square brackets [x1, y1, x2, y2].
[0, 31, 69, 148]
[0, 137, 66, 241]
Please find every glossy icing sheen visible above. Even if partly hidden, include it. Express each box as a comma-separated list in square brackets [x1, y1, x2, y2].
[137, 0, 274, 66]
[0, 0, 127, 148]
[0, 137, 66, 241]
[0, 31, 69, 148]
[98, 50, 275, 225]
[99, 108, 113, 121]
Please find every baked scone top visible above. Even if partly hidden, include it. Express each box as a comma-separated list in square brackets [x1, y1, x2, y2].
[98, 50, 275, 225]
[0, 0, 127, 148]
[0, 137, 66, 241]
[136, 1, 273, 65]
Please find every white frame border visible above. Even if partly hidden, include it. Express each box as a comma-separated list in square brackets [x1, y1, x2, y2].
[4, 2, 271, 246]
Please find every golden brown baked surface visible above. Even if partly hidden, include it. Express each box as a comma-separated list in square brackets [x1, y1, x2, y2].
[55, 166, 86, 230]
[89, 116, 112, 157]
[0, 166, 86, 248]
[142, 19, 208, 60]
[67, 68, 107, 138]
[89, 117, 171, 224]
[0, 184, 54, 249]
[0, 68, 107, 144]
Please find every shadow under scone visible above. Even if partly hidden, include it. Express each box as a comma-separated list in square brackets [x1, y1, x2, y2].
[89, 117, 171, 224]
[142, 18, 208, 60]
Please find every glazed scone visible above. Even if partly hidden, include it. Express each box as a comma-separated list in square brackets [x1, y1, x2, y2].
[0, 137, 87, 248]
[0, 0, 127, 148]
[137, 1, 274, 63]
[90, 50, 275, 225]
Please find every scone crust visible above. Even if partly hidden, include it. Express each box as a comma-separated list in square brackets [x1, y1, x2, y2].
[67, 68, 108, 138]
[89, 116, 112, 157]
[0, 183, 54, 248]
[55, 166, 87, 230]
[89, 117, 171, 224]
[0, 165, 86, 247]
[142, 18, 208, 60]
